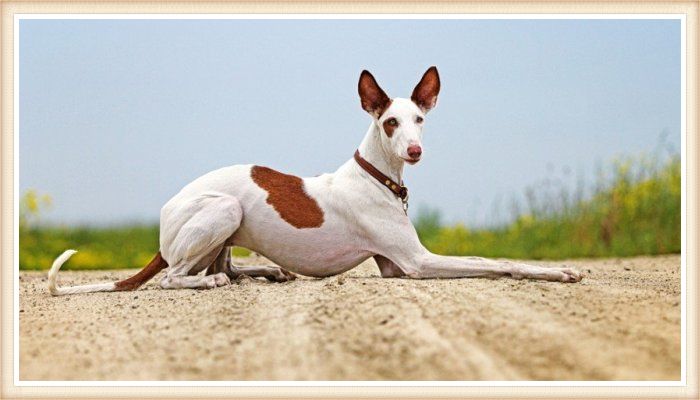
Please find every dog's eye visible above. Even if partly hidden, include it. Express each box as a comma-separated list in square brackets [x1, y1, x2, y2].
[416, 116, 424, 123]
[387, 118, 398, 126]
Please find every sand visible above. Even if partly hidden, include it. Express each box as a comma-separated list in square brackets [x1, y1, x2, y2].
[19, 254, 681, 381]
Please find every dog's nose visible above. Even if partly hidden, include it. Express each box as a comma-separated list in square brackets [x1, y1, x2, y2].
[407, 145, 422, 159]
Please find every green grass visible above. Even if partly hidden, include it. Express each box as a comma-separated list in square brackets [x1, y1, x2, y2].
[415, 153, 681, 259]
[19, 222, 253, 270]
[20, 224, 160, 270]
[18, 185, 255, 270]
[20, 149, 681, 270]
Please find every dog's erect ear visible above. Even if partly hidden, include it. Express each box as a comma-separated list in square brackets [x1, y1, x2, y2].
[358, 70, 392, 118]
[411, 66, 441, 113]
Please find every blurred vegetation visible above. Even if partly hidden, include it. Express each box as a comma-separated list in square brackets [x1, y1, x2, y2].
[21, 223, 160, 271]
[19, 191, 251, 270]
[18, 189, 156, 270]
[20, 145, 681, 269]
[415, 151, 681, 259]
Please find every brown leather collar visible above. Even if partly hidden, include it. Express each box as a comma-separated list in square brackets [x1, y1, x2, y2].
[354, 150, 408, 201]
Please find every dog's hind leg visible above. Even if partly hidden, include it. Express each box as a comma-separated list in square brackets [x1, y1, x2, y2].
[206, 245, 233, 276]
[159, 194, 242, 290]
[208, 247, 297, 282]
[230, 265, 297, 282]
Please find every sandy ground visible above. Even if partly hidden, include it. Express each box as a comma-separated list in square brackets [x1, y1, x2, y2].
[19, 254, 680, 381]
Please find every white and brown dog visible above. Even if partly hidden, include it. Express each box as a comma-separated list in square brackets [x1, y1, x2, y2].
[48, 67, 582, 295]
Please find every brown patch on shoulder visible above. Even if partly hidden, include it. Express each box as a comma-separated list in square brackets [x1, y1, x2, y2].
[251, 166, 325, 229]
[382, 119, 397, 137]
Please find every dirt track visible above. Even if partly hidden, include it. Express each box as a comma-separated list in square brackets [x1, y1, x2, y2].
[19, 255, 680, 381]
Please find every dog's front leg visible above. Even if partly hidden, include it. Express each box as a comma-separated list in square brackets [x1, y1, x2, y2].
[374, 255, 406, 278]
[410, 252, 582, 283]
[366, 213, 580, 282]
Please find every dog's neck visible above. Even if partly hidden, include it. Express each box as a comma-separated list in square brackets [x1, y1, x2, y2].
[356, 122, 405, 183]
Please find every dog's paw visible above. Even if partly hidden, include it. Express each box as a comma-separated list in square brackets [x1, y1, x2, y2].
[264, 267, 297, 283]
[553, 267, 582, 283]
[213, 272, 231, 286]
[202, 273, 231, 289]
[517, 266, 583, 283]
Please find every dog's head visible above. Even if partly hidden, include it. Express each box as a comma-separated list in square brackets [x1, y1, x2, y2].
[358, 67, 440, 165]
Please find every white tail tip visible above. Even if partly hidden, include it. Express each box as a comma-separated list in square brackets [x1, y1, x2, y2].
[47, 250, 115, 296]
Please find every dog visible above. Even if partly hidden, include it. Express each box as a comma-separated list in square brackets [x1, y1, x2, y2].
[48, 67, 582, 295]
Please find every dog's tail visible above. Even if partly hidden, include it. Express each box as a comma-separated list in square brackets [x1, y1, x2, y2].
[48, 250, 168, 296]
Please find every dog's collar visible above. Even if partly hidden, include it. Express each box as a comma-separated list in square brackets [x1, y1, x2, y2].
[354, 150, 409, 213]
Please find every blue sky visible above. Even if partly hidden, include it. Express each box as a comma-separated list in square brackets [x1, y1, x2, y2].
[19, 18, 681, 226]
